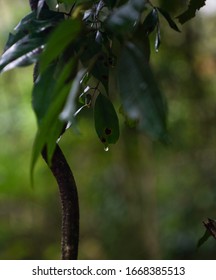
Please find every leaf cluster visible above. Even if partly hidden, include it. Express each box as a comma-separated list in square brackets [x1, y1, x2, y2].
[0, 0, 206, 175]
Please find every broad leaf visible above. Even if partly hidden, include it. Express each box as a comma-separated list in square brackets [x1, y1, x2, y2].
[94, 93, 120, 147]
[0, 8, 64, 73]
[40, 18, 80, 72]
[117, 42, 168, 142]
[105, 0, 146, 34]
[177, 0, 206, 24]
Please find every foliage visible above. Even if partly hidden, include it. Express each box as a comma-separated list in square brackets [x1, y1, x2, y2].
[0, 0, 184, 174]
[2, 0, 216, 259]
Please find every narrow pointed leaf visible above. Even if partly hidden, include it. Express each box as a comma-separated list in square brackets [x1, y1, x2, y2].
[157, 7, 180, 32]
[60, 68, 87, 122]
[0, 34, 45, 73]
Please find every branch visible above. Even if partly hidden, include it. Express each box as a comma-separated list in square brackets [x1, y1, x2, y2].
[42, 145, 79, 260]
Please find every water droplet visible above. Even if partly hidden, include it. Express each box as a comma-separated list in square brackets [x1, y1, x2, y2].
[104, 146, 109, 152]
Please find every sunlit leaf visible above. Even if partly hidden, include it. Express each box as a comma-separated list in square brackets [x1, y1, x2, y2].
[94, 93, 119, 147]
[117, 42, 168, 142]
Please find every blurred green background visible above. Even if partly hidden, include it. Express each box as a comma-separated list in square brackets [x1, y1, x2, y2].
[1, 0, 216, 259]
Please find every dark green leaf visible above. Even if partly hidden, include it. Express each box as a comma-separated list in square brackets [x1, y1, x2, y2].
[60, 69, 87, 122]
[94, 93, 120, 147]
[177, 0, 206, 24]
[0, 34, 45, 73]
[91, 52, 109, 93]
[143, 8, 158, 34]
[40, 19, 80, 72]
[31, 58, 76, 177]
[157, 7, 180, 32]
[105, 3, 139, 34]
[103, 0, 117, 8]
[117, 42, 168, 142]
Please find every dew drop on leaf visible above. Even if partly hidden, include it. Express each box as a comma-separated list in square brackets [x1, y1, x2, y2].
[104, 146, 109, 152]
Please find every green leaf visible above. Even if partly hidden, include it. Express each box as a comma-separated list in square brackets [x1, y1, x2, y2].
[157, 7, 180, 32]
[91, 52, 109, 93]
[103, 0, 117, 8]
[0, 34, 45, 73]
[40, 19, 80, 72]
[117, 42, 168, 142]
[60, 68, 87, 122]
[31, 58, 76, 178]
[94, 93, 120, 147]
[0, 8, 65, 73]
[31, 85, 69, 181]
[177, 0, 206, 24]
[143, 8, 158, 34]
[105, 2, 140, 34]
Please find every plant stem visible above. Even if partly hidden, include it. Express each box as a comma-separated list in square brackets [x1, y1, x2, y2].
[42, 145, 79, 260]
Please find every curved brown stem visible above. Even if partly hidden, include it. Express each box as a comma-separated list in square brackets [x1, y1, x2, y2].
[42, 145, 79, 260]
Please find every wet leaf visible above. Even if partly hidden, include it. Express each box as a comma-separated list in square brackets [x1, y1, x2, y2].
[94, 93, 119, 146]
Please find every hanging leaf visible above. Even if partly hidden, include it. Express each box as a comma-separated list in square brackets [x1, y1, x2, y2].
[31, 58, 76, 177]
[177, 0, 206, 24]
[157, 7, 180, 32]
[0, 34, 45, 73]
[143, 8, 159, 34]
[40, 18, 80, 72]
[94, 93, 119, 147]
[0, 7, 65, 73]
[91, 52, 110, 93]
[105, 2, 141, 34]
[117, 42, 168, 142]
[60, 68, 87, 122]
